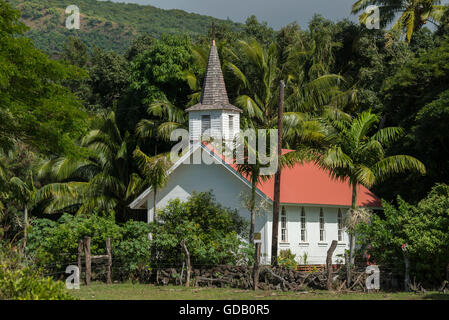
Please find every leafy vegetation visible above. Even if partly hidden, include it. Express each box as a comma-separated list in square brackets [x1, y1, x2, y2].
[8, 0, 243, 54]
[149, 192, 252, 266]
[0, 244, 74, 300]
[277, 249, 298, 270]
[27, 213, 152, 281]
[357, 184, 449, 286]
[1, 0, 449, 291]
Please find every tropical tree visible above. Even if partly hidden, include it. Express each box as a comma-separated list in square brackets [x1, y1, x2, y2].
[37, 112, 145, 222]
[0, 0, 88, 156]
[352, 0, 447, 42]
[8, 171, 38, 250]
[135, 100, 187, 154]
[234, 134, 273, 244]
[133, 148, 172, 219]
[229, 37, 350, 252]
[320, 110, 426, 264]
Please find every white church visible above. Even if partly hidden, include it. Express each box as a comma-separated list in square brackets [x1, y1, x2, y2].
[130, 37, 382, 265]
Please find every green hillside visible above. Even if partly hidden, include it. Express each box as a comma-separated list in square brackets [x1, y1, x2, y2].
[8, 0, 243, 54]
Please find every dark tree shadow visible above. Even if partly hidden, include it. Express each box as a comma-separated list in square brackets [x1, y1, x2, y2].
[422, 293, 449, 300]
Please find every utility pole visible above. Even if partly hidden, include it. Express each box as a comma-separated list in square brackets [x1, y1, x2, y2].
[271, 80, 285, 266]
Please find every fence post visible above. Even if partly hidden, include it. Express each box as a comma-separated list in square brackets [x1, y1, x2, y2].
[403, 252, 410, 291]
[83, 236, 91, 286]
[252, 242, 261, 291]
[106, 238, 112, 284]
[327, 240, 338, 291]
[345, 251, 351, 288]
[77, 239, 83, 283]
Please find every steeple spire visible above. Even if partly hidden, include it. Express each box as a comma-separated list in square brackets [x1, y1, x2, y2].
[186, 23, 241, 113]
[211, 21, 216, 46]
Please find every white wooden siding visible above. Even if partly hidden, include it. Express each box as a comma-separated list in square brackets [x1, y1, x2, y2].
[189, 110, 240, 141]
[144, 147, 350, 265]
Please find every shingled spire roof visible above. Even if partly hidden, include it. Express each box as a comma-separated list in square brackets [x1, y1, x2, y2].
[186, 27, 242, 113]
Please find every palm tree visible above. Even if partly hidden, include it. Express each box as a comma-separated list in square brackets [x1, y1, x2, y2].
[227, 39, 280, 245]
[234, 133, 275, 243]
[136, 100, 187, 153]
[133, 148, 171, 220]
[229, 38, 350, 254]
[320, 110, 426, 264]
[352, 0, 447, 42]
[37, 112, 145, 222]
[8, 171, 38, 250]
[228, 39, 279, 128]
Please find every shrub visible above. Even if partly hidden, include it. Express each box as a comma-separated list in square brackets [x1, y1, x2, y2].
[27, 213, 151, 281]
[150, 191, 253, 266]
[357, 183, 449, 286]
[278, 249, 297, 270]
[0, 246, 74, 300]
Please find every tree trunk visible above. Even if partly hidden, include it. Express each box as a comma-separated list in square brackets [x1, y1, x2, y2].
[403, 251, 410, 292]
[349, 182, 357, 265]
[181, 240, 191, 287]
[446, 262, 449, 283]
[271, 80, 285, 266]
[249, 175, 257, 244]
[23, 206, 28, 251]
[77, 239, 83, 282]
[106, 238, 112, 284]
[345, 250, 351, 288]
[252, 242, 261, 290]
[153, 187, 157, 222]
[83, 236, 91, 286]
[327, 240, 338, 291]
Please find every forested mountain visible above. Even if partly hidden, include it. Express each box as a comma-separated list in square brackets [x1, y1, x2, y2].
[8, 0, 243, 54]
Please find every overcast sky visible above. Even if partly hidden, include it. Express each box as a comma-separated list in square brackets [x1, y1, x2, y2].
[108, 0, 358, 29]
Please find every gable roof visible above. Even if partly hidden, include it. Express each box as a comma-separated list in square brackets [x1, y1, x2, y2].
[185, 38, 242, 113]
[130, 143, 382, 209]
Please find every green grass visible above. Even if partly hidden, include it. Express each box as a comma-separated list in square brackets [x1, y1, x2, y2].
[67, 282, 449, 300]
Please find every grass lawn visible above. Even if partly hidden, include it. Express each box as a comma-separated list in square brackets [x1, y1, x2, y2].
[68, 282, 449, 300]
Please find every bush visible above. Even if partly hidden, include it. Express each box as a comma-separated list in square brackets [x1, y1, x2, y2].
[0, 246, 74, 300]
[357, 183, 449, 286]
[150, 191, 253, 266]
[278, 249, 297, 270]
[27, 213, 152, 281]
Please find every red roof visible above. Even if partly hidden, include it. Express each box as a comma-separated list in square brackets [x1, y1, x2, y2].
[204, 143, 382, 208]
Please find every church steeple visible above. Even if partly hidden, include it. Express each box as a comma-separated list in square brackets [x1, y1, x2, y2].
[186, 23, 241, 113]
[187, 23, 241, 143]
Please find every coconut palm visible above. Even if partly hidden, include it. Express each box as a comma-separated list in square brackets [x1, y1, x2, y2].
[136, 100, 187, 155]
[352, 0, 447, 42]
[8, 171, 38, 250]
[133, 148, 171, 219]
[37, 112, 145, 222]
[229, 38, 351, 253]
[320, 110, 426, 264]
[234, 131, 276, 244]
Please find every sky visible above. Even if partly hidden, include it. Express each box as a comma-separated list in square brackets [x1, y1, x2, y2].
[108, 0, 358, 29]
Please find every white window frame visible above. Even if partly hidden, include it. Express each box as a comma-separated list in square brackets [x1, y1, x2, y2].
[319, 208, 326, 242]
[280, 206, 288, 243]
[228, 115, 234, 139]
[201, 115, 211, 135]
[300, 207, 307, 242]
[338, 208, 344, 242]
